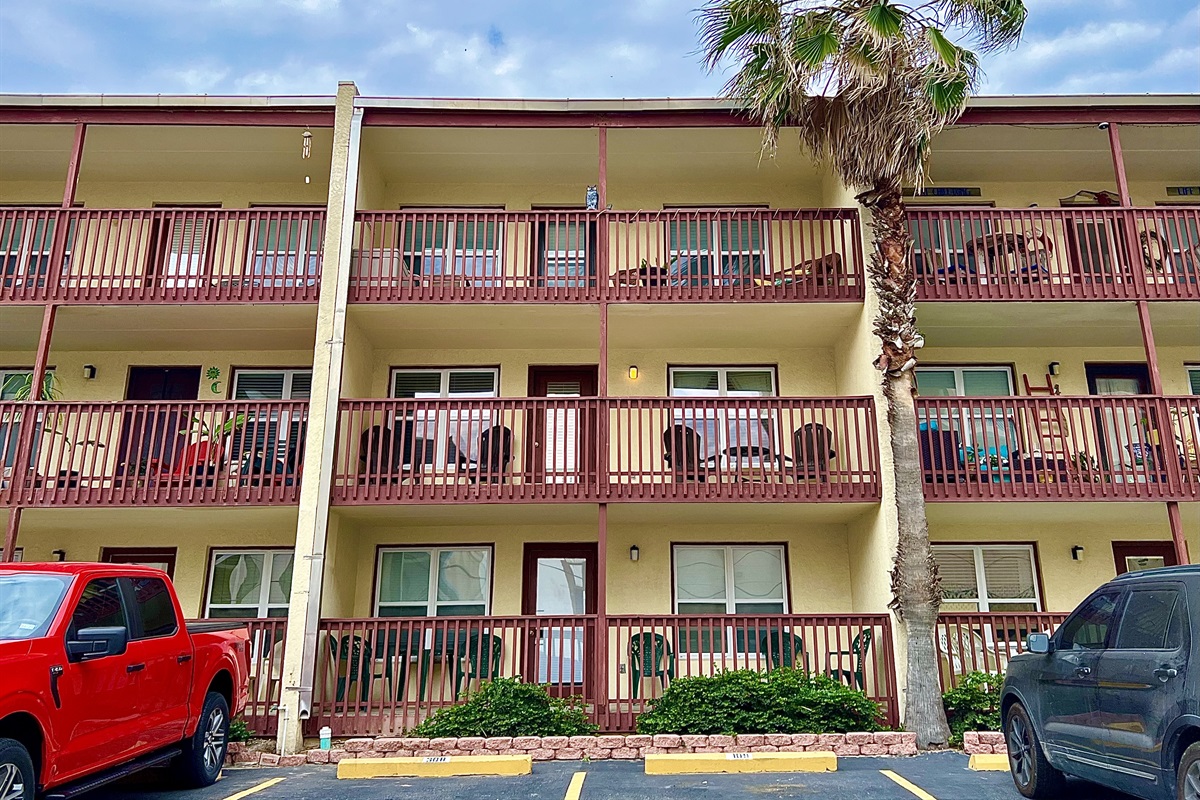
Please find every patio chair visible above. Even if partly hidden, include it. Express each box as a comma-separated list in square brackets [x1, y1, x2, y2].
[453, 632, 504, 697]
[329, 633, 373, 704]
[663, 424, 713, 482]
[373, 627, 421, 702]
[789, 423, 836, 481]
[914, 250, 977, 284]
[918, 420, 960, 483]
[462, 424, 513, 484]
[629, 631, 674, 699]
[760, 630, 807, 671]
[358, 421, 426, 484]
[827, 629, 873, 690]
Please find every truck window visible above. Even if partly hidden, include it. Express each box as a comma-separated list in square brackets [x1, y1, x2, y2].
[128, 576, 179, 638]
[1114, 588, 1185, 650]
[1057, 591, 1120, 650]
[0, 574, 70, 640]
[69, 578, 129, 638]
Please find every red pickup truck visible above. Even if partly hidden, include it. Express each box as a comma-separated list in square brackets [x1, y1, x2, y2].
[0, 563, 251, 800]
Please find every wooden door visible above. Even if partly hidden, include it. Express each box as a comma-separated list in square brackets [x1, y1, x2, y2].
[120, 367, 202, 482]
[1086, 364, 1155, 479]
[528, 366, 598, 484]
[100, 547, 178, 578]
[1111, 541, 1179, 575]
[522, 543, 597, 697]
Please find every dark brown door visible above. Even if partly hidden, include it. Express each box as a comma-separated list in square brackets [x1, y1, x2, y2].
[522, 543, 597, 697]
[1085, 364, 1156, 477]
[1111, 541, 1179, 575]
[120, 367, 202, 482]
[125, 367, 202, 400]
[528, 366, 598, 484]
[100, 547, 178, 578]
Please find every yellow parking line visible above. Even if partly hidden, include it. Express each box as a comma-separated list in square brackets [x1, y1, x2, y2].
[880, 770, 938, 800]
[222, 777, 286, 800]
[564, 770, 587, 800]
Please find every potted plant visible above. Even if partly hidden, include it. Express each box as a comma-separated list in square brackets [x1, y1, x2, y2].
[1, 372, 104, 489]
[175, 412, 246, 486]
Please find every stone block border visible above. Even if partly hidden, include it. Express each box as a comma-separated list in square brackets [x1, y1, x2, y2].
[963, 731, 1007, 755]
[225, 732, 919, 767]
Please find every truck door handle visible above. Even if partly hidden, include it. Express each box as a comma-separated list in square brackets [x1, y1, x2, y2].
[178, 654, 193, 665]
[127, 663, 145, 674]
[1074, 666, 1092, 677]
[1154, 667, 1178, 682]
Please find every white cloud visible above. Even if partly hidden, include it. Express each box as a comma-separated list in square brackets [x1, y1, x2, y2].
[232, 62, 344, 95]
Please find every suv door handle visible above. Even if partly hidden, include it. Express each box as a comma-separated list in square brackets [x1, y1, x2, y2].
[1154, 667, 1178, 682]
[178, 654, 193, 665]
[1074, 666, 1092, 677]
[127, 663, 146, 674]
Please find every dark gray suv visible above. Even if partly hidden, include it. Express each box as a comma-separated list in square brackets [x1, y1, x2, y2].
[1002, 565, 1200, 800]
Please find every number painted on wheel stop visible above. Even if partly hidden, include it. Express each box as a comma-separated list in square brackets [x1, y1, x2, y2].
[726, 752, 753, 760]
[423, 756, 450, 763]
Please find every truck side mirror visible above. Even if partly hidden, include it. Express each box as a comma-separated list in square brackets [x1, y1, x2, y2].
[67, 626, 129, 662]
[1026, 632, 1053, 654]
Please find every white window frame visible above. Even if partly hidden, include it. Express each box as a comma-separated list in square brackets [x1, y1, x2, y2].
[390, 367, 500, 399]
[668, 366, 777, 397]
[915, 366, 1014, 397]
[246, 208, 323, 282]
[204, 549, 293, 618]
[390, 368, 500, 468]
[232, 368, 313, 400]
[374, 546, 493, 617]
[400, 215, 504, 282]
[1188, 366, 1200, 396]
[932, 544, 1042, 612]
[668, 368, 777, 466]
[0, 368, 56, 400]
[666, 214, 769, 282]
[672, 544, 789, 615]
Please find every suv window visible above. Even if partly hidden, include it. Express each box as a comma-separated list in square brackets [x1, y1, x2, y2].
[68, 578, 128, 638]
[1114, 587, 1185, 650]
[128, 577, 178, 639]
[1057, 591, 1120, 650]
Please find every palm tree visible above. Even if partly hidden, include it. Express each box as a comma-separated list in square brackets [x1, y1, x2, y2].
[698, 0, 1026, 748]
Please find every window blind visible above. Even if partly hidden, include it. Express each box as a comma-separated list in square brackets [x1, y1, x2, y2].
[981, 549, 1036, 600]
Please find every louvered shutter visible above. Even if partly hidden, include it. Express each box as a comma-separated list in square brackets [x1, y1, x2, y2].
[934, 549, 979, 603]
[981, 549, 1036, 602]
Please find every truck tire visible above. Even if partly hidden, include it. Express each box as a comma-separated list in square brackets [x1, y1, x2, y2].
[1006, 703, 1066, 799]
[179, 691, 230, 788]
[0, 738, 35, 800]
[1180, 742, 1200, 800]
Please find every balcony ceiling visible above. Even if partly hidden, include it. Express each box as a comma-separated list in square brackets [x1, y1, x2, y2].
[0, 124, 76, 182]
[349, 304, 600, 350]
[16, 505, 300, 538]
[927, 500, 1194, 529]
[608, 303, 860, 350]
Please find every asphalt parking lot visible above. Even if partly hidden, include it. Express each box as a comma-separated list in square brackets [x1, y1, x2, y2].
[90, 752, 1144, 800]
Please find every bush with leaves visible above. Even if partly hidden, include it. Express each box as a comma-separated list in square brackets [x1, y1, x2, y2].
[228, 717, 253, 743]
[409, 677, 597, 738]
[942, 671, 1003, 746]
[635, 668, 881, 735]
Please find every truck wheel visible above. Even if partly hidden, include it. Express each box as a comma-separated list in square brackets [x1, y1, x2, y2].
[179, 691, 230, 788]
[0, 738, 35, 800]
[1180, 742, 1200, 800]
[1006, 703, 1066, 799]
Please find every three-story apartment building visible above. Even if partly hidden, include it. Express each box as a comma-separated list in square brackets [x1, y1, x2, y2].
[1, 83, 1196, 753]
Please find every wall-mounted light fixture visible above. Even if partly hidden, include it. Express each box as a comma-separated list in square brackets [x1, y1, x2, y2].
[1071, 545, 1085, 562]
[82, 364, 97, 380]
[1048, 362, 1060, 376]
[628, 365, 639, 380]
[629, 545, 640, 562]
[52, 549, 67, 562]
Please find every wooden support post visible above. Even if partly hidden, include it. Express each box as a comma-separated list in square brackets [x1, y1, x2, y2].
[597, 126, 607, 210]
[1107, 122, 1131, 207]
[2, 508, 20, 562]
[63, 122, 87, 208]
[1167, 502, 1191, 565]
[1135, 301, 1164, 395]
[30, 304, 58, 399]
[595, 502, 609, 728]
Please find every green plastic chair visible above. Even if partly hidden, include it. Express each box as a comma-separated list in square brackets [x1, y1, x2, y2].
[827, 629, 873, 690]
[629, 631, 674, 698]
[760, 630, 806, 671]
[329, 633, 372, 703]
[454, 633, 503, 697]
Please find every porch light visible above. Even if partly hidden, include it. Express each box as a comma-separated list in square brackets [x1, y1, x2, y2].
[628, 365, 638, 380]
[1048, 362, 1061, 376]
[1071, 545, 1085, 561]
[52, 549, 66, 562]
[629, 545, 640, 562]
[301, 127, 312, 159]
[82, 364, 97, 380]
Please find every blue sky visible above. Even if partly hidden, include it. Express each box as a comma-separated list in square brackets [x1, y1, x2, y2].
[1, 0, 1197, 97]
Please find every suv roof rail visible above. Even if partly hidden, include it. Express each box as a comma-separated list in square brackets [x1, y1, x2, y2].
[1110, 565, 1200, 582]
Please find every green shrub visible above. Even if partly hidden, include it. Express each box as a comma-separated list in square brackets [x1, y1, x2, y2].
[635, 669, 881, 735]
[409, 678, 598, 738]
[228, 717, 253, 743]
[942, 671, 1003, 746]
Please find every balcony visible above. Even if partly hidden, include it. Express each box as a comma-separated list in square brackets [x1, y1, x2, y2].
[349, 208, 863, 304]
[1, 207, 324, 304]
[936, 612, 1069, 690]
[310, 613, 897, 735]
[911, 206, 1200, 301]
[331, 397, 881, 505]
[1, 400, 307, 506]
[917, 396, 1200, 501]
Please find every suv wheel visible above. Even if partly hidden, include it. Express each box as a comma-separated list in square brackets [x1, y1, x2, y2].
[0, 738, 34, 800]
[1180, 742, 1200, 800]
[179, 691, 230, 788]
[1006, 703, 1066, 799]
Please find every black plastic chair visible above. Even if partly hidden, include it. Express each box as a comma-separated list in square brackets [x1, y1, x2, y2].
[790, 423, 836, 480]
[663, 424, 712, 482]
[463, 425, 513, 484]
[358, 421, 427, 484]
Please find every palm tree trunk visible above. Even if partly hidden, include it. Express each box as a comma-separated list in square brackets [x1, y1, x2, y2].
[865, 187, 951, 750]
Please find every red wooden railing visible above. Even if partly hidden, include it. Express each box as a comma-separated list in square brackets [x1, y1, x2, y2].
[242, 618, 288, 735]
[311, 616, 597, 736]
[916, 396, 1198, 500]
[349, 208, 863, 303]
[0, 207, 324, 304]
[606, 614, 898, 731]
[333, 398, 605, 503]
[0, 400, 307, 506]
[910, 206, 1200, 301]
[936, 612, 1070, 690]
[607, 397, 881, 502]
